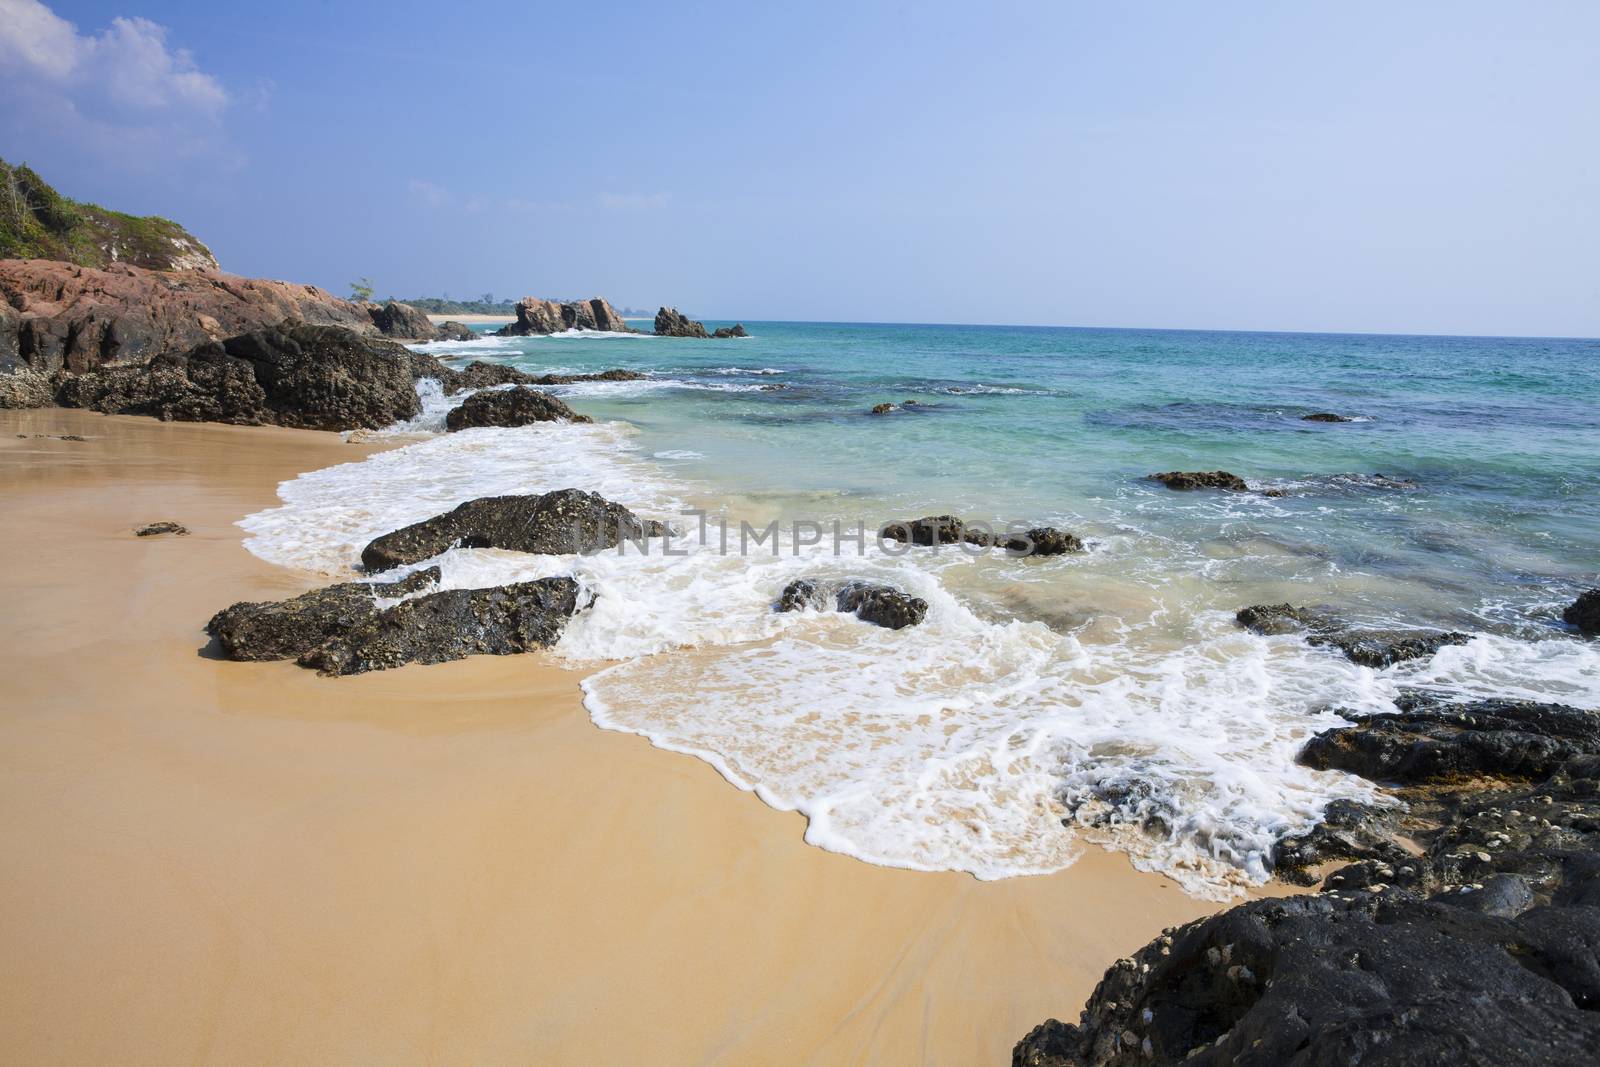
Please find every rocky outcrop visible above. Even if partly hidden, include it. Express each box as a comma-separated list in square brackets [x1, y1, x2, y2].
[0, 367, 53, 408]
[366, 300, 439, 340]
[299, 578, 584, 676]
[653, 307, 709, 338]
[1, 157, 218, 272]
[360, 488, 668, 571]
[433, 320, 476, 341]
[1013, 693, 1600, 1066]
[444, 387, 591, 430]
[437, 362, 646, 393]
[1564, 589, 1600, 635]
[496, 297, 630, 336]
[1147, 470, 1249, 491]
[55, 323, 428, 431]
[1236, 603, 1470, 668]
[206, 566, 585, 675]
[879, 515, 1084, 556]
[0, 258, 380, 376]
[207, 568, 441, 661]
[712, 324, 748, 338]
[134, 521, 187, 537]
[776, 578, 929, 630]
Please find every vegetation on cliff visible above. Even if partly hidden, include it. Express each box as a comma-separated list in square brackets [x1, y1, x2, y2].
[0, 157, 218, 272]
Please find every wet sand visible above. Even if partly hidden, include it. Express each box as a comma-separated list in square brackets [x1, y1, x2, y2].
[0, 409, 1267, 1066]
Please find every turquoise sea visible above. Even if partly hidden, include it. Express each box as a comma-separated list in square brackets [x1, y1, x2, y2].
[241, 320, 1600, 896]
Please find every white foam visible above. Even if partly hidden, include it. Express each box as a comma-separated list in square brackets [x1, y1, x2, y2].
[653, 449, 706, 460]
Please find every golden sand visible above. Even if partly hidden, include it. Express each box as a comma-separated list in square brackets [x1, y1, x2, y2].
[0, 409, 1264, 1065]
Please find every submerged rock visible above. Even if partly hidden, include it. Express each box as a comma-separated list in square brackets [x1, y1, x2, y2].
[1302, 411, 1355, 422]
[776, 578, 928, 629]
[54, 324, 424, 431]
[134, 521, 187, 537]
[360, 488, 667, 571]
[299, 577, 583, 676]
[207, 567, 441, 661]
[653, 307, 709, 338]
[879, 515, 1084, 556]
[1563, 589, 1600, 635]
[711, 324, 748, 338]
[1236, 602, 1470, 667]
[1147, 470, 1249, 491]
[443, 387, 591, 430]
[870, 402, 895, 414]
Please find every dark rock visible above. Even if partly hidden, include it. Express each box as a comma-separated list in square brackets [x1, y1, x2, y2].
[360, 488, 667, 571]
[1236, 603, 1470, 668]
[776, 578, 928, 629]
[54, 324, 424, 431]
[1300, 697, 1600, 785]
[443, 387, 591, 430]
[1147, 470, 1249, 491]
[879, 515, 1084, 556]
[424, 361, 648, 395]
[206, 568, 441, 661]
[496, 297, 631, 336]
[433, 320, 477, 342]
[1563, 589, 1600, 635]
[299, 577, 583, 676]
[366, 300, 437, 340]
[653, 307, 709, 338]
[1303, 412, 1355, 422]
[134, 521, 187, 537]
[711, 323, 748, 338]
[870, 402, 894, 414]
[1272, 800, 1409, 885]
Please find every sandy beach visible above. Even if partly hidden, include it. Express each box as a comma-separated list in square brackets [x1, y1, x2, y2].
[0, 407, 1278, 1066]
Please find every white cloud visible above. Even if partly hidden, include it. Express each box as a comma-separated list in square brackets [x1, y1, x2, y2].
[0, 0, 228, 116]
[597, 191, 670, 211]
[407, 178, 454, 207]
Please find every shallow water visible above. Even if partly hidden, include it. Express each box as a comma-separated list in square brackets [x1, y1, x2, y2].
[242, 321, 1600, 897]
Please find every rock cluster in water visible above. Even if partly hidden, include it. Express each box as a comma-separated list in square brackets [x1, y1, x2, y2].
[1014, 691, 1600, 1067]
[653, 306, 708, 337]
[444, 387, 591, 430]
[1564, 589, 1600, 636]
[878, 515, 1084, 557]
[495, 297, 631, 336]
[1236, 602, 1471, 668]
[777, 578, 929, 630]
[1302, 411, 1355, 422]
[1147, 470, 1250, 492]
[359, 488, 668, 571]
[206, 566, 584, 676]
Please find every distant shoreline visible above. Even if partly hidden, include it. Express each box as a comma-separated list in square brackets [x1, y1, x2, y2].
[426, 313, 513, 325]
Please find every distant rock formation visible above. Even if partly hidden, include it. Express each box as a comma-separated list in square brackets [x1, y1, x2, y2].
[444, 387, 591, 430]
[496, 297, 630, 336]
[54, 323, 430, 431]
[433, 320, 476, 341]
[653, 307, 709, 338]
[712, 324, 748, 338]
[365, 300, 440, 340]
[1, 156, 218, 272]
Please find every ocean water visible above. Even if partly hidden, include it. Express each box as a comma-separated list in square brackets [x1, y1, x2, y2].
[240, 321, 1600, 897]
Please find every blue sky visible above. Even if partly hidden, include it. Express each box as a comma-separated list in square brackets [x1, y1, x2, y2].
[2, 0, 1597, 335]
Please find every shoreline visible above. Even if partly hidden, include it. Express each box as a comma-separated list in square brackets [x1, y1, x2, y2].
[426, 313, 513, 325]
[0, 408, 1286, 1065]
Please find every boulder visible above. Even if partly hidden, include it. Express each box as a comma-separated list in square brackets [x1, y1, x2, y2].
[496, 297, 630, 336]
[776, 578, 929, 630]
[712, 324, 748, 338]
[54, 323, 425, 431]
[870, 402, 895, 414]
[366, 300, 438, 340]
[207, 567, 441, 661]
[0, 259, 378, 376]
[360, 488, 668, 571]
[444, 387, 591, 430]
[653, 307, 709, 338]
[299, 578, 583, 676]
[1236, 603, 1470, 668]
[433, 320, 476, 341]
[1303, 412, 1354, 422]
[1147, 470, 1249, 491]
[1563, 589, 1600, 635]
